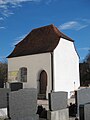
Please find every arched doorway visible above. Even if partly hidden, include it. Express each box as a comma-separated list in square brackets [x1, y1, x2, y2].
[38, 70, 47, 99]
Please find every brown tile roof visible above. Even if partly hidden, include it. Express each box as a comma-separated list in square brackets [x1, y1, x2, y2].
[7, 24, 74, 58]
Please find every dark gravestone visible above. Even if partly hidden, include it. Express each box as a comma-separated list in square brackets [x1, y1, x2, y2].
[79, 105, 84, 120]
[0, 88, 11, 108]
[9, 82, 23, 91]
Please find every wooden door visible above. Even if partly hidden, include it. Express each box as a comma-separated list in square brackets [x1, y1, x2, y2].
[39, 70, 47, 99]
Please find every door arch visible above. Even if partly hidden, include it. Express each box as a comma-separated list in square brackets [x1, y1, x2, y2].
[39, 70, 47, 99]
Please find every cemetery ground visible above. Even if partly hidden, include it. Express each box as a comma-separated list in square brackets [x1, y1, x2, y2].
[0, 95, 76, 120]
[1, 87, 90, 120]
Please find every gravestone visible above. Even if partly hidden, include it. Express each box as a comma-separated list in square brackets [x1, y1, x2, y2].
[77, 88, 90, 116]
[47, 108, 69, 120]
[84, 103, 90, 120]
[0, 108, 7, 117]
[79, 105, 84, 120]
[79, 103, 90, 120]
[0, 88, 11, 108]
[10, 115, 39, 120]
[48, 91, 68, 111]
[8, 88, 39, 120]
[9, 82, 23, 91]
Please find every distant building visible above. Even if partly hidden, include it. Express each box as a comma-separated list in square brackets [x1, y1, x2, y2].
[7, 24, 80, 98]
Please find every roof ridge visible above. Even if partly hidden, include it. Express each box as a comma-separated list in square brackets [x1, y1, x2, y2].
[32, 24, 54, 31]
[51, 24, 74, 42]
[51, 24, 61, 36]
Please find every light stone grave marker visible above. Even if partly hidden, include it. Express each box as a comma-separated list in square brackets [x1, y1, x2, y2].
[84, 103, 90, 120]
[48, 91, 68, 111]
[77, 88, 90, 105]
[8, 88, 39, 120]
[77, 88, 90, 116]
[47, 108, 69, 120]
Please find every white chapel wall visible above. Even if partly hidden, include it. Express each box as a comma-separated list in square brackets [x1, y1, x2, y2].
[54, 38, 80, 97]
[8, 53, 52, 97]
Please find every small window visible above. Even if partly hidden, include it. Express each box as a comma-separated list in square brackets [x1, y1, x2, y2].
[19, 67, 27, 82]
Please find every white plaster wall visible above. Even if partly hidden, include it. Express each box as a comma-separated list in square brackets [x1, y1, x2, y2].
[8, 53, 52, 98]
[54, 38, 80, 98]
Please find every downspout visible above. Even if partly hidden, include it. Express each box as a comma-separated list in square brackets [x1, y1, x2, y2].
[51, 52, 54, 91]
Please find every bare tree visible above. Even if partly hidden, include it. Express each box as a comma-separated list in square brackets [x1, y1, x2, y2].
[80, 50, 90, 86]
[84, 50, 90, 65]
[0, 60, 8, 88]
